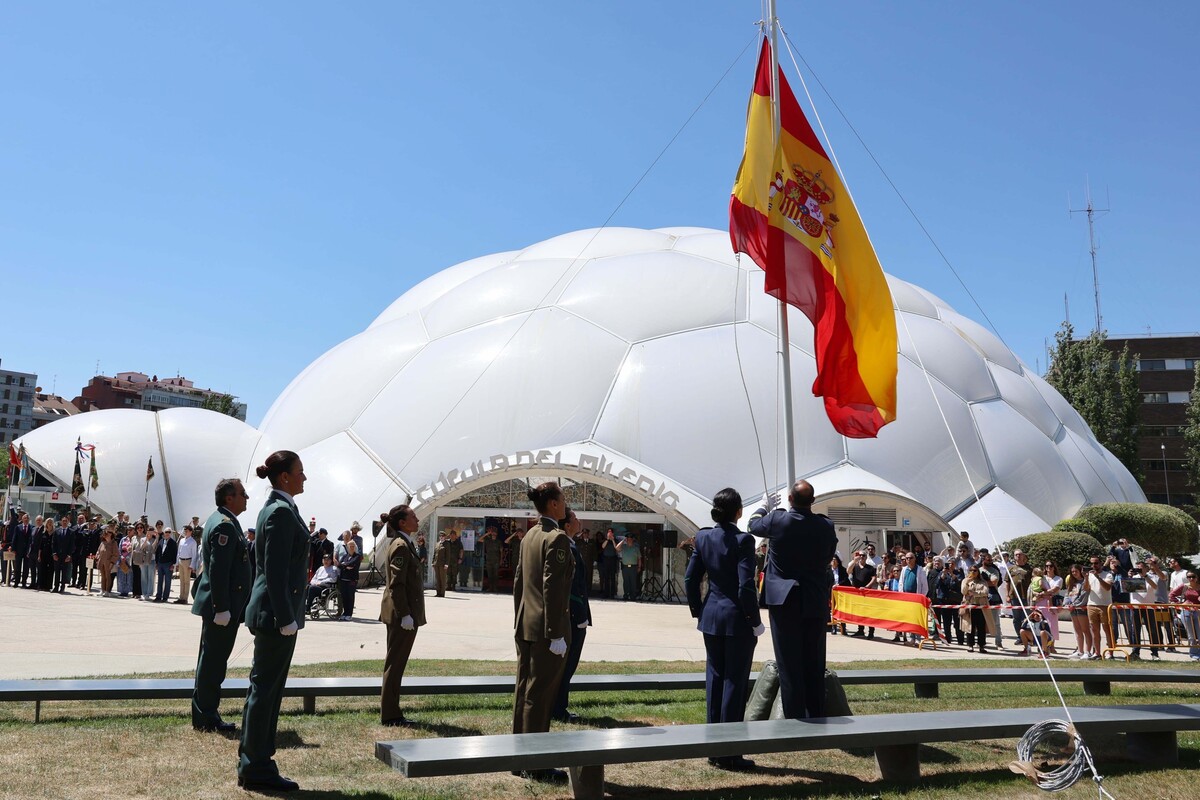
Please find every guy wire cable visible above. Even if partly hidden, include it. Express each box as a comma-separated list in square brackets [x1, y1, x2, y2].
[778, 30, 1116, 798]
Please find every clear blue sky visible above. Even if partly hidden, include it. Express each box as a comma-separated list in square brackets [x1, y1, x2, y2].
[4, 1, 1197, 425]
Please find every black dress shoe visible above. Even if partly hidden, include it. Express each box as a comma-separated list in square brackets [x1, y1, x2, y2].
[382, 715, 411, 727]
[237, 774, 299, 793]
[195, 720, 237, 733]
[521, 769, 568, 783]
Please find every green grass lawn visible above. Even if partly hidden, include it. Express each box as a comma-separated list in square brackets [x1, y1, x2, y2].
[0, 659, 1197, 800]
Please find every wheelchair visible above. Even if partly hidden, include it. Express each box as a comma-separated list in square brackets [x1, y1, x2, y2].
[307, 583, 343, 620]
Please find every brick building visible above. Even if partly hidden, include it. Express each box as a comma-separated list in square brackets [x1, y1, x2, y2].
[1103, 334, 1199, 508]
[73, 372, 247, 421]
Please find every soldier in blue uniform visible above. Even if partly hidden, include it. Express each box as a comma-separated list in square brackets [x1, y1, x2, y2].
[52, 516, 74, 593]
[686, 487, 764, 770]
[191, 478, 252, 733]
[748, 479, 837, 719]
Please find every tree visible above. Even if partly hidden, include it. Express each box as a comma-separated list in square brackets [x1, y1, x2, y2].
[1044, 321, 1142, 482]
[200, 393, 241, 418]
[0, 448, 8, 491]
[1183, 362, 1200, 518]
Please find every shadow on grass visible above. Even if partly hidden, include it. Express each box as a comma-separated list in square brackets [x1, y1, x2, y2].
[278, 730, 320, 749]
[289, 791, 396, 799]
[399, 719, 485, 738]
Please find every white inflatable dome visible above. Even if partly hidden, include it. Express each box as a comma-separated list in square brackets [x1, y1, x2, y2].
[13, 407, 262, 527]
[250, 226, 1144, 540]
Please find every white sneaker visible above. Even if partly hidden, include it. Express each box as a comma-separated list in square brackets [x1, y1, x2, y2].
[1068, 651, 1083, 660]
[1086, 653, 1099, 660]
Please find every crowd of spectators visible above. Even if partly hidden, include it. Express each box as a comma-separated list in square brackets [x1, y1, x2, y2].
[830, 534, 1200, 661]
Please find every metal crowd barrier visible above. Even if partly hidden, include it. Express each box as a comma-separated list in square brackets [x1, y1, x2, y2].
[1103, 603, 1200, 661]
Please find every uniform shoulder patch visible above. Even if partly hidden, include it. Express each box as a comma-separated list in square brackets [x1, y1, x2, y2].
[555, 548, 567, 563]
[217, 534, 229, 546]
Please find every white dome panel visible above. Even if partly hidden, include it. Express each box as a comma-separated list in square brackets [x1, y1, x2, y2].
[1025, 371, 1095, 441]
[886, 276, 940, 318]
[666, 230, 739, 264]
[949, 487, 1055, 542]
[370, 250, 517, 328]
[972, 400, 1086, 524]
[258, 313, 428, 451]
[516, 227, 673, 261]
[897, 312, 998, 402]
[987, 362, 1062, 440]
[744, 269, 817, 355]
[421, 258, 574, 340]
[938, 308, 1022, 373]
[1100, 447, 1147, 503]
[158, 408, 263, 524]
[558, 251, 744, 343]
[1054, 427, 1121, 506]
[847, 358, 991, 517]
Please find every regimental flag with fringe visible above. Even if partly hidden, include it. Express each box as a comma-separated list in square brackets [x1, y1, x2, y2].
[89, 449, 99, 490]
[730, 38, 897, 438]
[145, 457, 155, 482]
[831, 585, 929, 636]
[71, 446, 85, 501]
[16, 443, 29, 487]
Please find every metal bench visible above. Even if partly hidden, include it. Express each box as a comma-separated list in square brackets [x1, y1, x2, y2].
[5, 667, 1198, 721]
[377, 703, 1200, 799]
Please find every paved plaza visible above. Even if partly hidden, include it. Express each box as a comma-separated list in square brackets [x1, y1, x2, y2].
[3, 582, 1191, 679]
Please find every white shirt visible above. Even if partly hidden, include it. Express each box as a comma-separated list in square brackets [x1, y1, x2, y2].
[957, 538, 976, 559]
[1086, 571, 1113, 606]
[867, 554, 883, 568]
[1170, 568, 1187, 592]
[176, 536, 198, 562]
[310, 564, 339, 587]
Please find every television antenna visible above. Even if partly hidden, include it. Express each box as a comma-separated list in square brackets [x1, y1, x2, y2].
[1069, 180, 1110, 333]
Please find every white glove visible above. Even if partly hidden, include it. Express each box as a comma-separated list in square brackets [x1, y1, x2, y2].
[549, 637, 568, 657]
[752, 623, 766, 637]
[280, 621, 299, 637]
[763, 492, 780, 512]
[577, 621, 588, 629]
[213, 610, 231, 627]
[401, 615, 415, 631]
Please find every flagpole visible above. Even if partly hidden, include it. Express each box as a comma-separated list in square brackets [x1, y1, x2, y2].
[767, 0, 797, 487]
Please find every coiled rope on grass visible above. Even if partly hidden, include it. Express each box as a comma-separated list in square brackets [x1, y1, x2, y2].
[1009, 719, 1115, 797]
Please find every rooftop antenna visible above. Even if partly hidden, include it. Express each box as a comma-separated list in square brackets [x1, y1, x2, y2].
[1069, 179, 1109, 333]
[1063, 293, 1070, 327]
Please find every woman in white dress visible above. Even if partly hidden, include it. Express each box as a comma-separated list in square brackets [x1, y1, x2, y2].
[1032, 560, 1064, 643]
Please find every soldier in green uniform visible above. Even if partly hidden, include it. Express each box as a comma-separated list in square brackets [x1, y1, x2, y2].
[379, 503, 426, 726]
[191, 477, 252, 733]
[432, 533, 451, 597]
[481, 526, 501, 592]
[237, 451, 309, 794]
[512, 481, 574, 783]
[447, 530, 464, 590]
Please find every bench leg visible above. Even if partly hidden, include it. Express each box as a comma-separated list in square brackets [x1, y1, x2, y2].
[1126, 731, 1177, 766]
[875, 743, 920, 781]
[303, 696, 315, 714]
[914, 682, 939, 699]
[1082, 681, 1111, 696]
[568, 764, 604, 800]
[34, 700, 41, 724]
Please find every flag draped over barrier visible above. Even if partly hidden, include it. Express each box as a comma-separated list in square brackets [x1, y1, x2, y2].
[831, 585, 929, 635]
[730, 38, 897, 438]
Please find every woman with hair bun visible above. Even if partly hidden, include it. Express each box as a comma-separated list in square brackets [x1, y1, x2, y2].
[683, 487, 765, 772]
[237, 450, 308, 793]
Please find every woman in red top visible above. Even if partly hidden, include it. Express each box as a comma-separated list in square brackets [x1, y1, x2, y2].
[1168, 571, 1200, 661]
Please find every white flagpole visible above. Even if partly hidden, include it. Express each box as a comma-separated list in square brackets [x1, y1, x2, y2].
[767, 0, 797, 487]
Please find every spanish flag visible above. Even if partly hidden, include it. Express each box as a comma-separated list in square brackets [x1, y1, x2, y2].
[730, 39, 897, 438]
[831, 586, 929, 636]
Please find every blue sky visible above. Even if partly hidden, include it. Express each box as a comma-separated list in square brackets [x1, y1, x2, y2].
[4, 1, 1197, 425]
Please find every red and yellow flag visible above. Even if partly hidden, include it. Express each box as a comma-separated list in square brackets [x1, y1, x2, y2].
[831, 586, 929, 636]
[730, 39, 897, 438]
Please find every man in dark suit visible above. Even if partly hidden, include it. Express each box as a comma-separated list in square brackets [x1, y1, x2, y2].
[512, 481, 574, 784]
[379, 503, 426, 726]
[748, 479, 837, 719]
[1, 510, 22, 586]
[153, 528, 178, 602]
[51, 516, 74, 593]
[191, 478, 252, 732]
[12, 513, 33, 587]
[552, 508, 591, 724]
[70, 513, 88, 588]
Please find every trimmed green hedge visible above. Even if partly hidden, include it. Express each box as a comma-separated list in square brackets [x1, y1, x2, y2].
[1001, 532, 1106, 571]
[1051, 517, 1102, 542]
[1076, 503, 1200, 557]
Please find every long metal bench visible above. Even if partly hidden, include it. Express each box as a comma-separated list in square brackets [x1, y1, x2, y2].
[377, 703, 1200, 799]
[5, 667, 1198, 721]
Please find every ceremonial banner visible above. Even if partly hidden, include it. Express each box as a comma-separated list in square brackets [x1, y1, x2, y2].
[145, 457, 155, 482]
[71, 456, 85, 501]
[89, 450, 99, 490]
[831, 585, 929, 636]
[730, 38, 897, 438]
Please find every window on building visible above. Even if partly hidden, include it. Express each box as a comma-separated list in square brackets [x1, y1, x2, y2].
[1142, 392, 1168, 404]
[1186, 358, 1197, 370]
[1140, 359, 1166, 371]
[1145, 459, 1187, 472]
[13, 406, 21, 416]
[2, 390, 8, 399]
